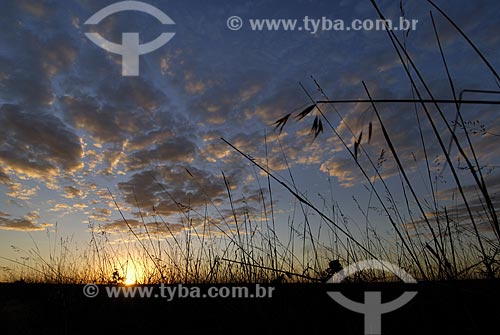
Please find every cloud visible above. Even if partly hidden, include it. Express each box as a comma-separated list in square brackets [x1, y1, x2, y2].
[196, 80, 265, 125]
[437, 173, 500, 201]
[73, 203, 88, 210]
[6, 183, 39, 201]
[117, 165, 229, 218]
[39, 37, 77, 77]
[0, 212, 52, 231]
[127, 129, 175, 151]
[94, 208, 112, 216]
[24, 211, 40, 221]
[60, 96, 128, 144]
[104, 218, 185, 236]
[404, 195, 500, 237]
[0, 56, 54, 106]
[49, 203, 71, 212]
[183, 71, 207, 95]
[315, 97, 454, 186]
[64, 186, 84, 199]
[17, 0, 48, 18]
[0, 104, 83, 181]
[59, 76, 183, 175]
[0, 11, 77, 106]
[0, 166, 10, 184]
[125, 137, 197, 171]
[87, 207, 113, 222]
[98, 78, 168, 113]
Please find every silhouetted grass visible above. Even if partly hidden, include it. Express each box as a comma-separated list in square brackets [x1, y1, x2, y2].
[1, 0, 499, 284]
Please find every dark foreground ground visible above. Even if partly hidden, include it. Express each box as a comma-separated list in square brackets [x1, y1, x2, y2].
[1, 280, 499, 334]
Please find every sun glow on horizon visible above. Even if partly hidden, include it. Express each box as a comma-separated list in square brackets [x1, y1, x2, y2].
[124, 274, 136, 286]
[124, 263, 141, 285]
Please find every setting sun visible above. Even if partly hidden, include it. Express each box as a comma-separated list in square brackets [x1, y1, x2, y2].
[124, 263, 140, 285]
[124, 275, 136, 286]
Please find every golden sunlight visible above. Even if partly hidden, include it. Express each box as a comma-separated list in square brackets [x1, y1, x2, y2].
[124, 274, 136, 286]
[124, 263, 140, 285]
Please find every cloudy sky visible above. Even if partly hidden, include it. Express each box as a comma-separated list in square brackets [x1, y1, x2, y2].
[0, 0, 499, 267]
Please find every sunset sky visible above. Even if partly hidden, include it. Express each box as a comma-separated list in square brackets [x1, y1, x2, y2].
[1, 0, 499, 270]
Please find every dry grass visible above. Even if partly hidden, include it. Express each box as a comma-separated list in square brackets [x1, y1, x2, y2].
[1, 0, 499, 284]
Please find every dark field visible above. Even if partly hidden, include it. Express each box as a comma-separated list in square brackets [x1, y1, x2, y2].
[1, 1, 500, 334]
[1, 280, 499, 334]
